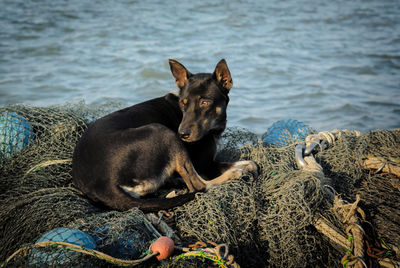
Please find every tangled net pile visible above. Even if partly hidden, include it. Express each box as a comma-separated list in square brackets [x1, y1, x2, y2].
[1, 103, 399, 267]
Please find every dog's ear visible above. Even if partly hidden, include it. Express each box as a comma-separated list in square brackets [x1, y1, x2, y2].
[214, 59, 233, 93]
[169, 59, 192, 88]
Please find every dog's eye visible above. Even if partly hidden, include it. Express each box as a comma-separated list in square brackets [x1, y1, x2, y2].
[200, 100, 211, 107]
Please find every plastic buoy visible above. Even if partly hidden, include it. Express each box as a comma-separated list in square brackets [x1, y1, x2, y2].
[29, 228, 96, 266]
[150, 236, 174, 261]
[0, 111, 34, 158]
[35, 228, 96, 249]
[262, 119, 313, 147]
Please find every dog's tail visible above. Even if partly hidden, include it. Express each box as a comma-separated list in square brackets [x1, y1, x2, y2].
[108, 188, 196, 212]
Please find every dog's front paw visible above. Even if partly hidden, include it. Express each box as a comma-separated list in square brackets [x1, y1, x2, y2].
[232, 160, 259, 179]
[228, 167, 247, 180]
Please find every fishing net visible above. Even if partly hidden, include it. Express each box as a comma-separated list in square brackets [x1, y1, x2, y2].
[319, 129, 400, 246]
[1, 103, 399, 267]
[171, 128, 400, 267]
[174, 139, 339, 267]
[0, 101, 122, 200]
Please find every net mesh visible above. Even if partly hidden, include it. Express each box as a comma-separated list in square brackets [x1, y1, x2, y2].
[1, 103, 399, 267]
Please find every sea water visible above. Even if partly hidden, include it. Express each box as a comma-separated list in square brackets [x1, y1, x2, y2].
[1, 0, 399, 134]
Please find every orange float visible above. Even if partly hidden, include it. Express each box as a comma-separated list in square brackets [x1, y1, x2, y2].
[150, 236, 175, 261]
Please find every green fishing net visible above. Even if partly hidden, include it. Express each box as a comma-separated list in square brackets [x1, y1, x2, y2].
[1, 103, 399, 267]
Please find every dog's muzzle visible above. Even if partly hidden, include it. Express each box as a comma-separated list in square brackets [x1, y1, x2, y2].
[178, 128, 191, 140]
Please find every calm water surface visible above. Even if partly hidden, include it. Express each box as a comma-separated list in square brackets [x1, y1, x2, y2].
[1, 0, 399, 134]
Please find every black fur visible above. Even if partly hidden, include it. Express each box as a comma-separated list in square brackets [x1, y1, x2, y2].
[72, 59, 258, 212]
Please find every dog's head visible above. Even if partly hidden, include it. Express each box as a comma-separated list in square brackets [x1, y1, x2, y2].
[169, 59, 233, 142]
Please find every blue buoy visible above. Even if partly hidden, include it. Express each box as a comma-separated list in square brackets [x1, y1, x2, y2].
[0, 110, 34, 159]
[29, 228, 96, 266]
[262, 119, 313, 147]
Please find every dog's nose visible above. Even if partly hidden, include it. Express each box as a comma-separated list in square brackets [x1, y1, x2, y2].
[178, 128, 191, 140]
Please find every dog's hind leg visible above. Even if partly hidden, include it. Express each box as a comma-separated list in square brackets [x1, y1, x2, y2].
[114, 123, 208, 196]
[109, 184, 196, 212]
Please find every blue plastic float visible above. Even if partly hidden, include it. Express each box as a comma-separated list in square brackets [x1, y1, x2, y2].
[29, 228, 96, 266]
[0, 111, 34, 159]
[262, 119, 313, 146]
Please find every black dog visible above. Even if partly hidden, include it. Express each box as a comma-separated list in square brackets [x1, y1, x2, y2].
[72, 59, 258, 212]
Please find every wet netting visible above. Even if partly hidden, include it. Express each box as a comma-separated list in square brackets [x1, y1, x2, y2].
[1, 103, 399, 268]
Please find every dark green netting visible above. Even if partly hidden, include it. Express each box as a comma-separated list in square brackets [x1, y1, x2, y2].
[1, 104, 399, 267]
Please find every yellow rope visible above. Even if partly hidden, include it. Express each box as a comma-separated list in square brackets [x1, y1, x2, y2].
[334, 195, 366, 268]
[2, 241, 157, 267]
[24, 159, 72, 177]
